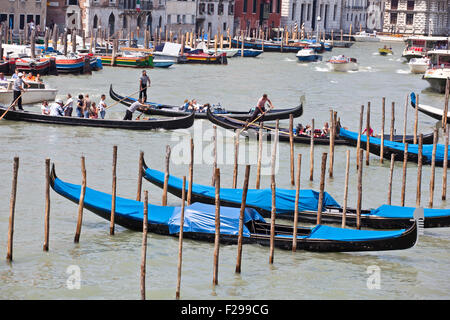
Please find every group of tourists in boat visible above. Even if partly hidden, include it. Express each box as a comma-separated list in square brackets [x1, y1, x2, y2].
[179, 99, 212, 113]
[40, 93, 108, 119]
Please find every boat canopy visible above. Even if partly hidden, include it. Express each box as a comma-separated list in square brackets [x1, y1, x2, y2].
[370, 204, 450, 218]
[143, 167, 341, 213]
[52, 175, 265, 237]
[339, 128, 448, 164]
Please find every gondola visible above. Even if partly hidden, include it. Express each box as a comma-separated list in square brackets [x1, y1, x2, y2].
[0, 106, 195, 130]
[109, 85, 304, 121]
[50, 164, 417, 252]
[206, 107, 435, 146]
[142, 162, 449, 229]
[410, 92, 450, 121]
[338, 127, 445, 166]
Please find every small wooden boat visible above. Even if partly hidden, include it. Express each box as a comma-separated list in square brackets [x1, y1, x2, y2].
[14, 57, 51, 75]
[0, 106, 195, 130]
[235, 49, 263, 57]
[328, 55, 359, 72]
[153, 59, 175, 68]
[109, 85, 304, 121]
[408, 57, 429, 74]
[142, 162, 431, 231]
[180, 49, 227, 65]
[51, 165, 417, 252]
[338, 127, 443, 166]
[206, 106, 348, 145]
[231, 38, 307, 53]
[99, 54, 152, 67]
[206, 107, 429, 146]
[378, 47, 393, 55]
[410, 92, 450, 122]
[54, 55, 86, 73]
[0, 80, 57, 104]
[296, 48, 322, 62]
[353, 31, 380, 42]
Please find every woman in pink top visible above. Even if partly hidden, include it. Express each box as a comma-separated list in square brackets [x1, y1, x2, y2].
[246, 94, 274, 125]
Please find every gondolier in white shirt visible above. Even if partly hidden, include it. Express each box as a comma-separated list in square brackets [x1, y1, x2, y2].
[11, 72, 30, 111]
[123, 98, 151, 120]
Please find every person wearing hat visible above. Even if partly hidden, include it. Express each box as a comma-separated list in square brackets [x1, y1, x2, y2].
[139, 70, 151, 102]
[11, 72, 29, 111]
[49, 99, 65, 116]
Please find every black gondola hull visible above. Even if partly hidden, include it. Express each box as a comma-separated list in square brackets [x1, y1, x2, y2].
[110, 85, 304, 121]
[0, 107, 195, 130]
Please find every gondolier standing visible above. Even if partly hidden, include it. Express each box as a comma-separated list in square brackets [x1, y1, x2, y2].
[139, 70, 151, 102]
[11, 72, 29, 111]
[244, 93, 274, 128]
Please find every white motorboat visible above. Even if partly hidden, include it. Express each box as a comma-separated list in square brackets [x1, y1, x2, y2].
[353, 31, 380, 42]
[0, 80, 58, 105]
[402, 36, 449, 62]
[408, 57, 429, 74]
[422, 50, 450, 93]
[328, 55, 359, 72]
[296, 48, 322, 62]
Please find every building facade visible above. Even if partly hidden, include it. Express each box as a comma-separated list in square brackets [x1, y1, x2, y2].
[0, 0, 47, 33]
[281, 0, 344, 33]
[234, 0, 282, 32]
[196, 0, 235, 36]
[383, 0, 449, 35]
[165, 0, 197, 35]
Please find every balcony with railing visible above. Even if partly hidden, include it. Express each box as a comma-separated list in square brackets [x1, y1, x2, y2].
[118, 0, 153, 11]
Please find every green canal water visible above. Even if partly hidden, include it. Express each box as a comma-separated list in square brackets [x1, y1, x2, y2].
[0, 41, 449, 299]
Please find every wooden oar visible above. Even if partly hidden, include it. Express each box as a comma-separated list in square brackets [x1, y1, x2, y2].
[0, 92, 25, 121]
[106, 89, 141, 110]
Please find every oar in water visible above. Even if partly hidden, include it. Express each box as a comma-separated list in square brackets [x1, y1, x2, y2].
[106, 89, 142, 110]
[0, 92, 25, 121]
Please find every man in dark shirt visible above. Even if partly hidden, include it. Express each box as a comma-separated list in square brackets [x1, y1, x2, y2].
[139, 70, 151, 102]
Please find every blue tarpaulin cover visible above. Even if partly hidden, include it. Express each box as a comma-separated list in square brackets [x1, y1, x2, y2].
[370, 204, 449, 218]
[339, 128, 448, 164]
[52, 176, 265, 237]
[306, 224, 405, 241]
[144, 167, 341, 213]
[169, 202, 265, 237]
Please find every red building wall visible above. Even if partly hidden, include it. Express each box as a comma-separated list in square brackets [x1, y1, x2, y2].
[234, 0, 281, 30]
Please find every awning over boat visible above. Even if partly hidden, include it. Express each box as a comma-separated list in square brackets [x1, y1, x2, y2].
[306, 224, 405, 241]
[370, 204, 450, 218]
[144, 167, 341, 213]
[52, 176, 265, 237]
[169, 202, 265, 237]
[339, 128, 448, 164]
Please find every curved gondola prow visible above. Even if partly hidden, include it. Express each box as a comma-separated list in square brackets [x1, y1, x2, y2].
[410, 92, 417, 108]
[50, 163, 57, 189]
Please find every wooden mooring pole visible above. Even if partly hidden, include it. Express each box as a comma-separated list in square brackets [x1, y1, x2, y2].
[236, 165, 250, 273]
[137, 151, 144, 201]
[442, 127, 449, 200]
[213, 168, 221, 286]
[416, 134, 423, 207]
[401, 143, 408, 206]
[74, 156, 86, 243]
[356, 105, 364, 168]
[140, 190, 148, 300]
[366, 102, 371, 165]
[342, 150, 350, 228]
[429, 128, 438, 208]
[43, 158, 50, 251]
[289, 114, 295, 185]
[6, 157, 19, 262]
[162, 145, 171, 206]
[110, 146, 117, 235]
[317, 153, 328, 225]
[292, 154, 301, 252]
[188, 138, 194, 205]
[176, 177, 186, 300]
[309, 118, 315, 181]
[380, 98, 385, 163]
[357, 150, 363, 229]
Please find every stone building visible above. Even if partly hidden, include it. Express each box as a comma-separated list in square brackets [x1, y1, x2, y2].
[165, 0, 197, 35]
[383, 0, 449, 35]
[234, 0, 282, 32]
[0, 0, 47, 33]
[46, 0, 165, 36]
[280, 0, 343, 33]
[196, 0, 235, 36]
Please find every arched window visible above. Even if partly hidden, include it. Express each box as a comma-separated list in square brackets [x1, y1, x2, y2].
[93, 15, 98, 29]
[108, 13, 115, 35]
[123, 15, 127, 29]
